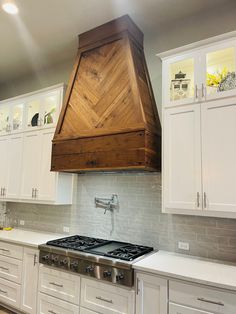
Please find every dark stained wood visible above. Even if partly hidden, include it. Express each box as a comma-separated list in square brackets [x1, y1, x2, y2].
[52, 15, 161, 173]
[79, 15, 143, 49]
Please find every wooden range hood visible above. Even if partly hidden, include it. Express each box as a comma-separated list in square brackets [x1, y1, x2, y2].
[51, 15, 161, 173]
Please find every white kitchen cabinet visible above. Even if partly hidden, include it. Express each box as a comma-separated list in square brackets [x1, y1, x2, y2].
[81, 278, 135, 314]
[21, 130, 42, 200]
[201, 97, 236, 213]
[80, 308, 100, 314]
[163, 95, 236, 217]
[0, 134, 23, 200]
[6, 134, 23, 199]
[135, 273, 168, 314]
[21, 248, 39, 314]
[0, 136, 8, 199]
[20, 129, 73, 204]
[163, 105, 202, 211]
[169, 303, 214, 314]
[38, 293, 79, 314]
[161, 36, 236, 108]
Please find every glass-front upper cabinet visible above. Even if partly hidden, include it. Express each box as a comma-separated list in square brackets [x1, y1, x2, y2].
[0, 104, 10, 135]
[25, 98, 41, 129]
[42, 91, 60, 128]
[11, 102, 24, 132]
[163, 52, 202, 107]
[203, 41, 236, 100]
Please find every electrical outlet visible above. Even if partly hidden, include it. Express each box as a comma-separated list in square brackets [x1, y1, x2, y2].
[178, 241, 190, 251]
[63, 226, 70, 233]
[19, 220, 25, 226]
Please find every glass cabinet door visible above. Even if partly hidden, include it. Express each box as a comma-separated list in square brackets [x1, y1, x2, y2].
[164, 53, 200, 107]
[205, 44, 236, 99]
[25, 99, 41, 129]
[11, 103, 24, 132]
[42, 91, 60, 127]
[0, 105, 10, 134]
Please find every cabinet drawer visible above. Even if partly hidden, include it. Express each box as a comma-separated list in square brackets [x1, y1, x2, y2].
[0, 255, 22, 283]
[81, 278, 135, 314]
[169, 280, 236, 314]
[80, 307, 99, 314]
[38, 293, 79, 314]
[169, 303, 214, 314]
[0, 241, 23, 260]
[0, 277, 20, 309]
[39, 265, 80, 305]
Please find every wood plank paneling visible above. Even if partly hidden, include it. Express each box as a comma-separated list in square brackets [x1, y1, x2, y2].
[52, 15, 161, 172]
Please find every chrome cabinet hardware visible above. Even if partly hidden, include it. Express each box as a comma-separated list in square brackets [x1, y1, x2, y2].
[96, 296, 113, 304]
[203, 192, 207, 208]
[49, 282, 63, 288]
[0, 188, 6, 197]
[35, 188, 38, 198]
[196, 192, 200, 208]
[197, 297, 224, 306]
[202, 83, 205, 98]
[0, 289, 7, 294]
[34, 254, 37, 266]
[136, 277, 140, 295]
[195, 85, 198, 99]
[0, 266, 9, 271]
[32, 188, 34, 198]
[0, 188, 2, 196]
[48, 311, 58, 314]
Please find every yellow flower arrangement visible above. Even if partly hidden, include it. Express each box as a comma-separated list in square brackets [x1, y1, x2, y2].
[207, 67, 229, 87]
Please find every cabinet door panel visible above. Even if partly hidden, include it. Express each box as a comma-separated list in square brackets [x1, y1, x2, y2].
[38, 130, 56, 201]
[163, 105, 202, 211]
[21, 131, 41, 200]
[169, 303, 214, 314]
[0, 137, 8, 199]
[6, 135, 23, 199]
[21, 248, 39, 314]
[136, 273, 167, 314]
[202, 98, 236, 212]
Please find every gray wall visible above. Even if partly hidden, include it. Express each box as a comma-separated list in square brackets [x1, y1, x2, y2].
[3, 7, 236, 263]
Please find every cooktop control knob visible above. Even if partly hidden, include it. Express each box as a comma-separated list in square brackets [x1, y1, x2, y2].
[51, 256, 59, 263]
[42, 254, 50, 261]
[103, 270, 112, 278]
[71, 261, 79, 269]
[116, 273, 124, 281]
[60, 258, 68, 266]
[85, 265, 94, 273]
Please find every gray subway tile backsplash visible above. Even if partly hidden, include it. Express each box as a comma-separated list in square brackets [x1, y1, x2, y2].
[6, 173, 236, 263]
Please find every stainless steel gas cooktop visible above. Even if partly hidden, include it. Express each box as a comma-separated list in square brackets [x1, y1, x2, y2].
[39, 235, 154, 287]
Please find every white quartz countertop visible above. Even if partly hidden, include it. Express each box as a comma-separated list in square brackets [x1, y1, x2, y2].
[133, 250, 236, 291]
[0, 229, 63, 248]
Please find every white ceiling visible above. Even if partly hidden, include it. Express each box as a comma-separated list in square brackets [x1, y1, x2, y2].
[0, 0, 235, 84]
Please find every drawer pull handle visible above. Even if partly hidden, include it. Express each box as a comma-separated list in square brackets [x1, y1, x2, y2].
[0, 289, 7, 294]
[96, 296, 113, 304]
[0, 249, 10, 252]
[197, 297, 224, 306]
[49, 282, 63, 288]
[48, 310, 58, 314]
[0, 266, 9, 271]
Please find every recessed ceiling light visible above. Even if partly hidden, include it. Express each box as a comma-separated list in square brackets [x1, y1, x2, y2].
[2, 2, 19, 15]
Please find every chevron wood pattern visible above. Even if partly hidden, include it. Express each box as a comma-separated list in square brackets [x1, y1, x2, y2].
[52, 15, 161, 172]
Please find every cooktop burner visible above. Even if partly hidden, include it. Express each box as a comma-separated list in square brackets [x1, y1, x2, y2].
[47, 235, 108, 251]
[46, 235, 153, 261]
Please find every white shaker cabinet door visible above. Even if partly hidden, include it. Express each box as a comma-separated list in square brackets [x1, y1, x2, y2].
[202, 97, 236, 213]
[21, 131, 42, 200]
[6, 134, 23, 199]
[136, 273, 168, 314]
[163, 105, 202, 212]
[21, 248, 39, 314]
[169, 303, 214, 314]
[38, 130, 56, 202]
[0, 136, 8, 199]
